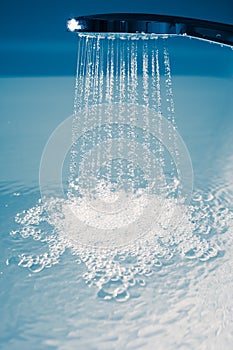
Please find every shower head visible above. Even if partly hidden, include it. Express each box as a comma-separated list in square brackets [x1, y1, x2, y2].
[67, 13, 233, 47]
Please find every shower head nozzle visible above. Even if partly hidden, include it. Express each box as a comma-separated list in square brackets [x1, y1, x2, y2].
[67, 13, 233, 47]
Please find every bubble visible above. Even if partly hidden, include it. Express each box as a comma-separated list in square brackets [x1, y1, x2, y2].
[8, 184, 233, 302]
[115, 289, 130, 302]
[137, 278, 146, 286]
[13, 192, 20, 196]
[28, 261, 45, 273]
[6, 256, 20, 266]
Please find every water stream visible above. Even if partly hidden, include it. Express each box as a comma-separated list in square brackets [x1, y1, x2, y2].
[9, 34, 233, 304]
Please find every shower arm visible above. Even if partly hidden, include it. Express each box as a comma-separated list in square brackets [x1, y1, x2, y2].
[67, 13, 233, 47]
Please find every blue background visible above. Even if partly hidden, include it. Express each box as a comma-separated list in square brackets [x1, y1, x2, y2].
[0, 0, 233, 76]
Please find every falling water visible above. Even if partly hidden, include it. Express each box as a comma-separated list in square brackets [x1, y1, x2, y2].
[10, 34, 233, 303]
[68, 34, 181, 205]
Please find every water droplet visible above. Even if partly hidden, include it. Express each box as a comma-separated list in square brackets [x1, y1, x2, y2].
[13, 192, 20, 196]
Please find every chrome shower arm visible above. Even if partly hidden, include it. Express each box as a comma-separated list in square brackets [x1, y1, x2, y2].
[67, 13, 233, 47]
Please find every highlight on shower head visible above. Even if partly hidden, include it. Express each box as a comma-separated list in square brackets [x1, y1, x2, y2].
[67, 13, 233, 47]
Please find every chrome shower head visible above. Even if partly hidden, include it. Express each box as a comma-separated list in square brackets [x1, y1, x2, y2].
[67, 13, 233, 47]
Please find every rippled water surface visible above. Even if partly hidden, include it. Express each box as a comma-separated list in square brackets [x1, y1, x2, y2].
[1, 37, 233, 350]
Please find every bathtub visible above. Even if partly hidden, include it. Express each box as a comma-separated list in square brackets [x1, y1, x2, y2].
[1, 35, 233, 350]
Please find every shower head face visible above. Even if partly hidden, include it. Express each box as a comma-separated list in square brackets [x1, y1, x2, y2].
[67, 13, 233, 47]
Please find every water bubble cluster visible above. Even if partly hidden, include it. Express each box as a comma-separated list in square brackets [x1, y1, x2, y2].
[9, 189, 232, 302]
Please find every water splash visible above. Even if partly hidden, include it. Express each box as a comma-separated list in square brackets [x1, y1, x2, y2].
[8, 34, 233, 302]
[9, 188, 233, 301]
